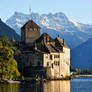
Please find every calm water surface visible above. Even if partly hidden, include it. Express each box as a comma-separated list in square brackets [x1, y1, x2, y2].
[0, 77, 92, 92]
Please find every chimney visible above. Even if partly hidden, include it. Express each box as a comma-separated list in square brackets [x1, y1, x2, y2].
[62, 39, 64, 46]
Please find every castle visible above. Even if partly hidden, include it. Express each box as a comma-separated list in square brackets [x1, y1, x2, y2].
[19, 20, 70, 79]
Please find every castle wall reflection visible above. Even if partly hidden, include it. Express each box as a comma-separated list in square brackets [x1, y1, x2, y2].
[43, 81, 70, 92]
[0, 81, 70, 92]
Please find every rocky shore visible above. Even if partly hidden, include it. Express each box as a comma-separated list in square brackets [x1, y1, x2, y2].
[0, 76, 72, 84]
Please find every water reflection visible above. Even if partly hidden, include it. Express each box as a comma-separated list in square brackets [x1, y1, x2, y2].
[1, 77, 92, 92]
[0, 81, 70, 92]
[43, 81, 70, 92]
[0, 83, 19, 92]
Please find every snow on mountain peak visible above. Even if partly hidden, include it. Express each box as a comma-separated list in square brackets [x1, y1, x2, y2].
[69, 19, 82, 31]
[6, 11, 92, 48]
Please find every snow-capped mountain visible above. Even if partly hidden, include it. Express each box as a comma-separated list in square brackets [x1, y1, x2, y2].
[6, 11, 92, 48]
[71, 38, 92, 70]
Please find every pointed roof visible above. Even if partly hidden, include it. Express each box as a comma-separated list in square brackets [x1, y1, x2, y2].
[45, 44, 60, 52]
[21, 20, 40, 30]
[36, 33, 54, 43]
[55, 37, 69, 48]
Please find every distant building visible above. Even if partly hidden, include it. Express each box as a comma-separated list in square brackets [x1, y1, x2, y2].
[19, 20, 70, 79]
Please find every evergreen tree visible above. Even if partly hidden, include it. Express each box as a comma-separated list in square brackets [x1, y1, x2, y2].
[0, 36, 20, 80]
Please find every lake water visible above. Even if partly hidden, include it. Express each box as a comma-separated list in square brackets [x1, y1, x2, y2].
[0, 77, 92, 92]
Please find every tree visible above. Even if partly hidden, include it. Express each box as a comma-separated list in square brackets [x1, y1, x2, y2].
[0, 36, 20, 80]
[83, 68, 92, 74]
[83, 68, 89, 74]
[75, 68, 82, 74]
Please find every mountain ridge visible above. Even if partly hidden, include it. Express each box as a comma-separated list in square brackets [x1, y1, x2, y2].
[6, 11, 92, 48]
[0, 19, 20, 41]
[71, 38, 92, 69]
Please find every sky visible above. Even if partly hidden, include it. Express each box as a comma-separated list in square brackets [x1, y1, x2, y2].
[0, 0, 92, 24]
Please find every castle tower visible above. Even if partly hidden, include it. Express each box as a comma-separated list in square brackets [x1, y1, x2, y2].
[21, 20, 40, 44]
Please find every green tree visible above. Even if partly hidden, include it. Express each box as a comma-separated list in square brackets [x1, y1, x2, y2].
[83, 68, 92, 74]
[0, 36, 20, 80]
[83, 68, 89, 74]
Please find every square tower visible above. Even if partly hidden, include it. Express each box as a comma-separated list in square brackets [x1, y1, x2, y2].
[21, 20, 40, 44]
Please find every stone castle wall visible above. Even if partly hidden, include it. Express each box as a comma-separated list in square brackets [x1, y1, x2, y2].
[25, 28, 40, 43]
[43, 50, 70, 79]
[21, 28, 40, 43]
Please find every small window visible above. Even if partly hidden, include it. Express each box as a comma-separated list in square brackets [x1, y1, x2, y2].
[58, 62, 60, 66]
[28, 27, 32, 31]
[56, 62, 58, 65]
[50, 55, 52, 60]
[52, 64, 54, 68]
[54, 55, 60, 58]
[38, 28, 40, 31]
[58, 55, 60, 58]
[29, 28, 32, 31]
[47, 62, 49, 66]
[54, 61, 56, 65]
[36, 54, 38, 56]
[54, 61, 60, 66]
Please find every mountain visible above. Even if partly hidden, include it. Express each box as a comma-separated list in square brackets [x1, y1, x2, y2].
[6, 12, 92, 48]
[0, 19, 20, 41]
[71, 38, 92, 70]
